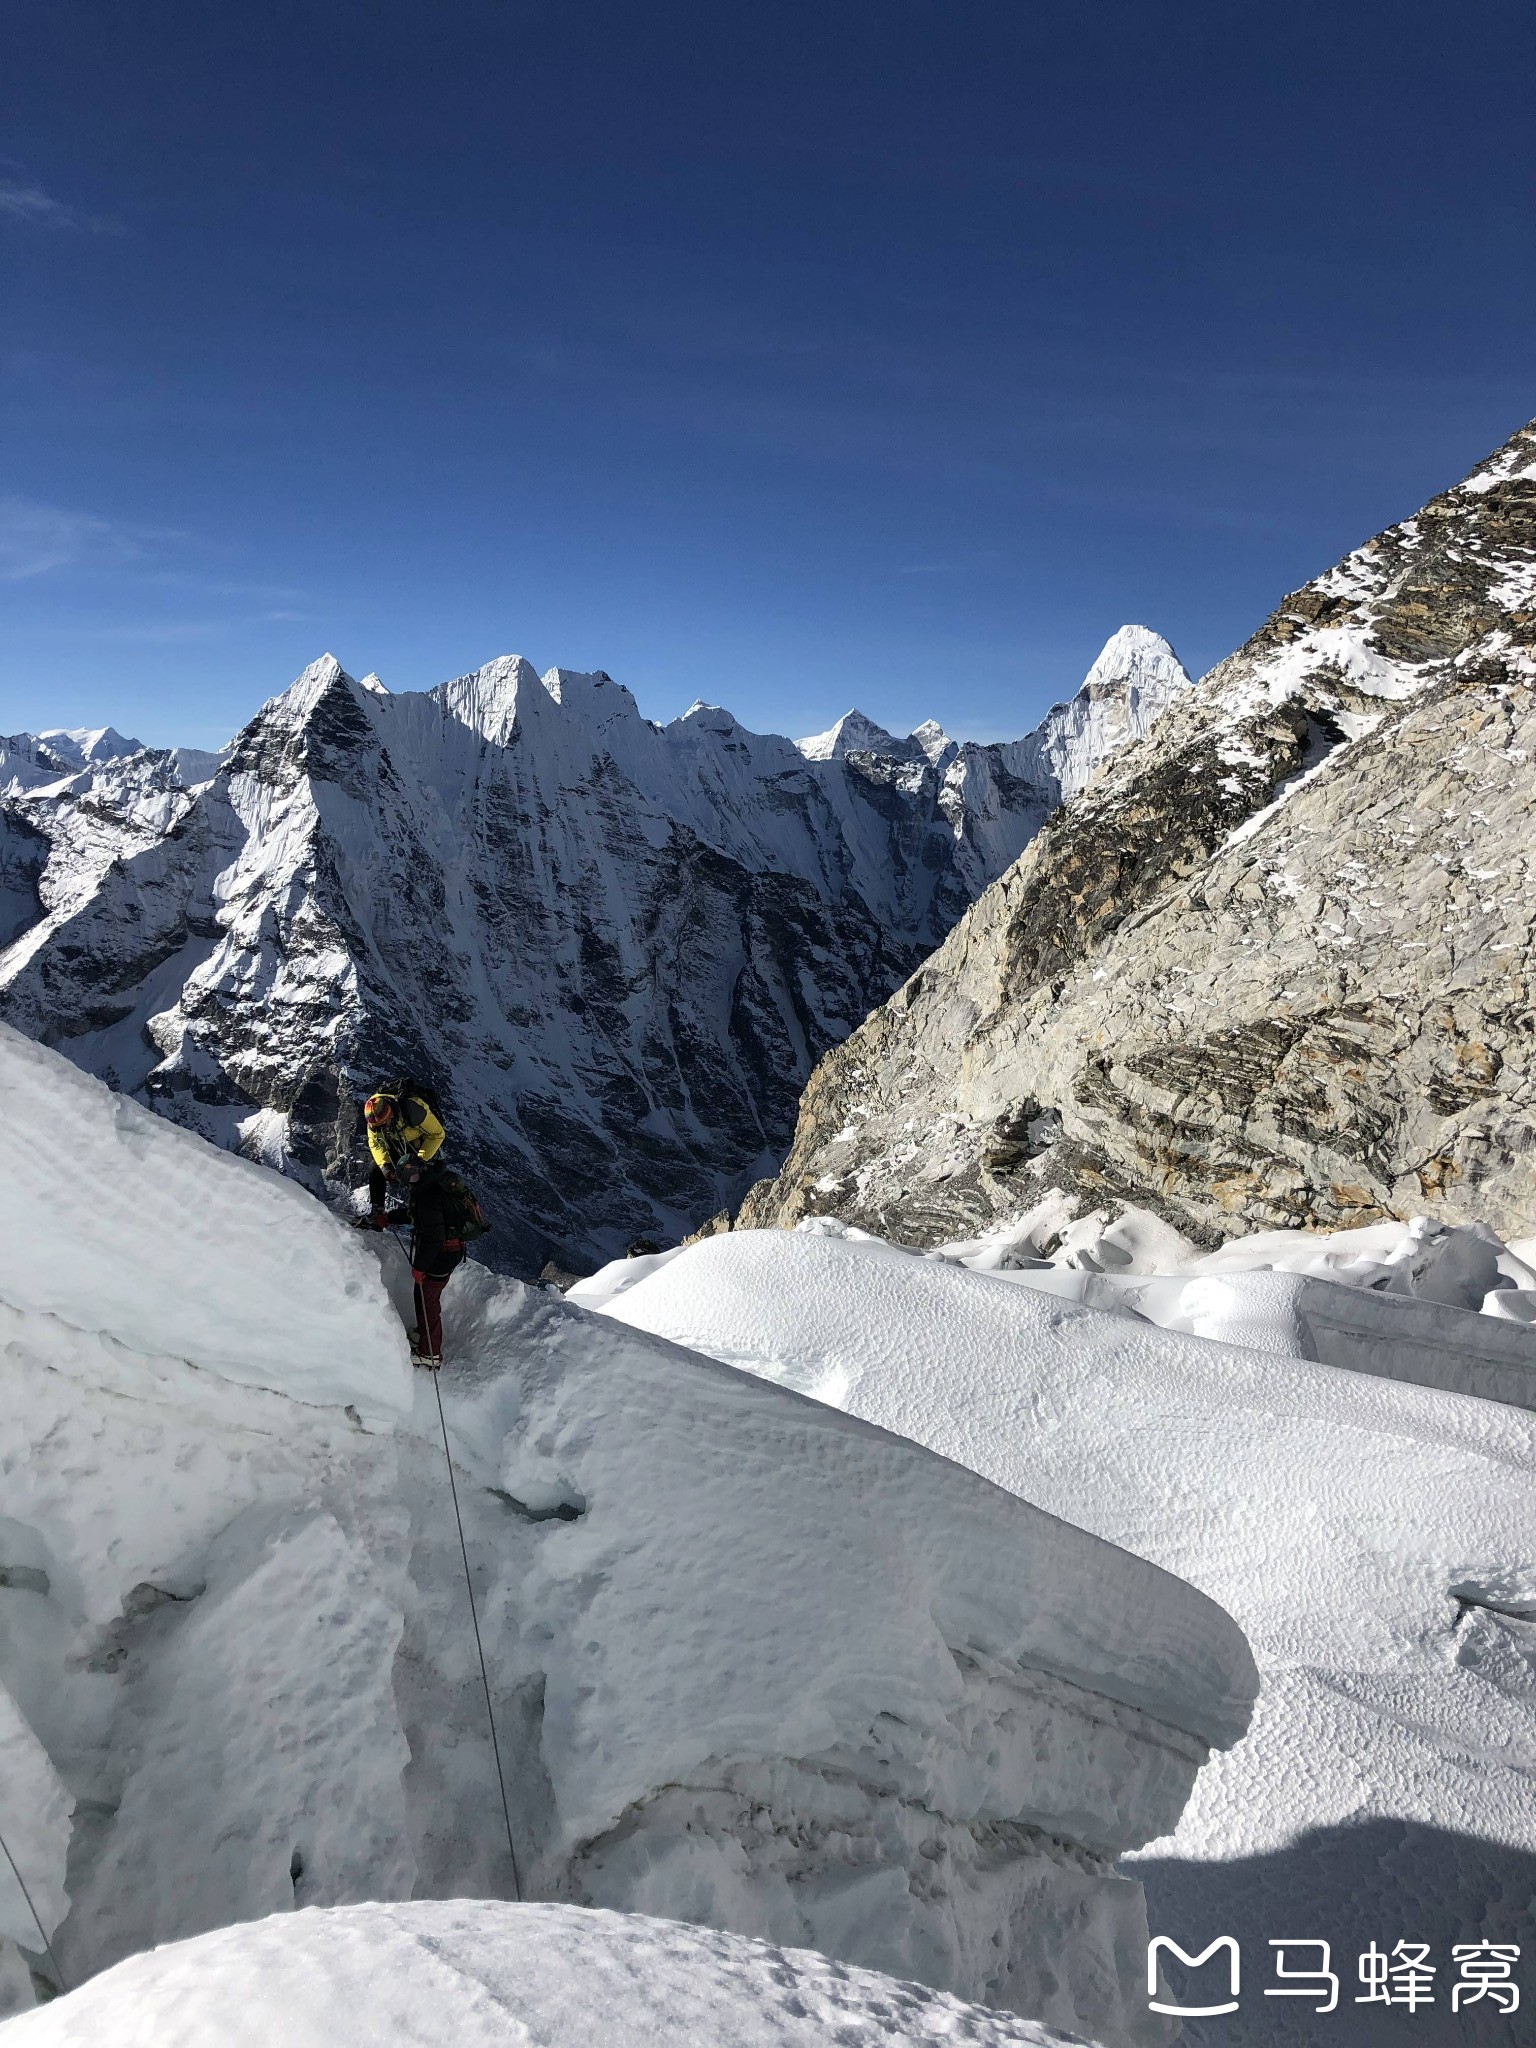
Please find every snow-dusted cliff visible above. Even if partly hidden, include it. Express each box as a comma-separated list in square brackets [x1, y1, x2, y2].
[743, 416, 1536, 1251]
[0, 631, 1188, 1274]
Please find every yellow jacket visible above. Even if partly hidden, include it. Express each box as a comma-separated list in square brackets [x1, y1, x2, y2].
[367, 1095, 445, 1174]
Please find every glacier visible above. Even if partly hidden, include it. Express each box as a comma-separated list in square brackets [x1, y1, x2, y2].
[0, 1023, 1251, 2045]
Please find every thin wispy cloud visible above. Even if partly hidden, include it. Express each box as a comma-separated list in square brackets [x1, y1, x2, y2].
[1, 498, 315, 669]
[0, 497, 123, 579]
[0, 176, 115, 233]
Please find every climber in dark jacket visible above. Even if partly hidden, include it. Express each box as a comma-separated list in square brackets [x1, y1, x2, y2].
[359, 1081, 465, 1367]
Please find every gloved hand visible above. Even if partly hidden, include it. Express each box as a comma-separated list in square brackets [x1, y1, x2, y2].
[410, 1267, 427, 1284]
[385, 1207, 412, 1228]
[353, 1211, 386, 1232]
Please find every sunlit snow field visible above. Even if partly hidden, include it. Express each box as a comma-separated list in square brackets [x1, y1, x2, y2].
[2, 1020, 1533, 2045]
[588, 1215, 1536, 2045]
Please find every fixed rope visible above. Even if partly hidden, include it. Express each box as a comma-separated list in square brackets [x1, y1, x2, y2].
[430, 1366, 524, 1901]
[0, 1819, 68, 1995]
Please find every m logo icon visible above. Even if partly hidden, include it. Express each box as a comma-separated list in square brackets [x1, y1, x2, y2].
[1147, 1935, 1241, 2017]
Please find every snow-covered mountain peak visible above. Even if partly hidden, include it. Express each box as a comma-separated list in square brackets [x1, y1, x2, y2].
[357, 672, 390, 698]
[40, 725, 142, 766]
[2, 725, 146, 798]
[429, 654, 543, 746]
[539, 665, 645, 735]
[1003, 625, 1194, 803]
[675, 699, 738, 732]
[795, 708, 917, 762]
[260, 652, 355, 730]
[1077, 624, 1191, 706]
[1, 734, 79, 797]
[910, 717, 955, 765]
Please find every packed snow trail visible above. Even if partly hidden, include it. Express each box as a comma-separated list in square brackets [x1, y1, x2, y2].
[0, 1025, 1254, 2042]
[596, 1225, 1536, 2046]
[0, 1901, 1099, 2046]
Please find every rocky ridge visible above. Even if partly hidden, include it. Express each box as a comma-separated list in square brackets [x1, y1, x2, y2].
[741, 418, 1536, 1250]
[0, 630, 1188, 1274]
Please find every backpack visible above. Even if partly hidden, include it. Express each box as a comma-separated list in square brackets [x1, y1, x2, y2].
[439, 1171, 490, 1243]
[394, 1075, 443, 1123]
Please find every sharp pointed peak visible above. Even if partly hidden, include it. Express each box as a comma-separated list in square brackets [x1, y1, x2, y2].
[254, 653, 362, 728]
[909, 718, 955, 764]
[299, 652, 350, 686]
[1072, 627, 1193, 707]
[1080, 626, 1189, 688]
[795, 708, 911, 762]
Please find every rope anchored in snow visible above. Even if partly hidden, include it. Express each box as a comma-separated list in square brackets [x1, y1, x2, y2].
[430, 1367, 525, 1902]
[0, 1819, 68, 1995]
[384, 1214, 523, 1897]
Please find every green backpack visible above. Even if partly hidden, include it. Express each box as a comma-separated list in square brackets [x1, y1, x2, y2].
[440, 1171, 490, 1243]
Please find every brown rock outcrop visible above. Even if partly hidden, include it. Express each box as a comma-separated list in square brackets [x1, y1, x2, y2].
[742, 420, 1536, 1249]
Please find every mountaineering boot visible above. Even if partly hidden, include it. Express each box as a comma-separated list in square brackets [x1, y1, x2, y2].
[411, 1349, 442, 1370]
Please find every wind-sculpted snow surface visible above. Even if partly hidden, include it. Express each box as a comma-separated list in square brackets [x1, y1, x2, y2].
[0, 1031, 1247, 2043]
[0, 630, 1188, 1274]
[3, 1901, 1099, 2047]
[598, 1226, 1536, 2046]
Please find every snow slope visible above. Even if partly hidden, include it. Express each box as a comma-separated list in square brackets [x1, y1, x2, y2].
[0, 1026, 1249, 2044]
[597, 1226, 1536, 2046]
[3, 1901, 1093, 2047]
[0, 631, 1189, 1275]
[0, 1025, 408, 1418]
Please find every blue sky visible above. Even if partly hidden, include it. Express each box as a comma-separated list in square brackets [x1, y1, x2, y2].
[2, 0, 1533, 750]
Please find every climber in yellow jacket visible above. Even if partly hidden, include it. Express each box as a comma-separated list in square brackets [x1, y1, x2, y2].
[363, 1082, 445, 1189]
[359, 1078, 460, 1366]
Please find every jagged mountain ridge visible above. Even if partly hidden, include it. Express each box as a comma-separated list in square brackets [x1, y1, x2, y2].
[0, 628, 1188, 1273]
[741, 417, 1536, 1250]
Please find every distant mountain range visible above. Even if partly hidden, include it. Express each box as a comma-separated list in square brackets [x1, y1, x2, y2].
[0, 625, 1188, 1272]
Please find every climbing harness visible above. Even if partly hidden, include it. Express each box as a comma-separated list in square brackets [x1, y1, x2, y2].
[0, 1818, 68, 1995]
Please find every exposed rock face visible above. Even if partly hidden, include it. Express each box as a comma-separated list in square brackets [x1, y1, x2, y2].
[742, 419, 1536, 1250]
[0, 635, 1187, 1275]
